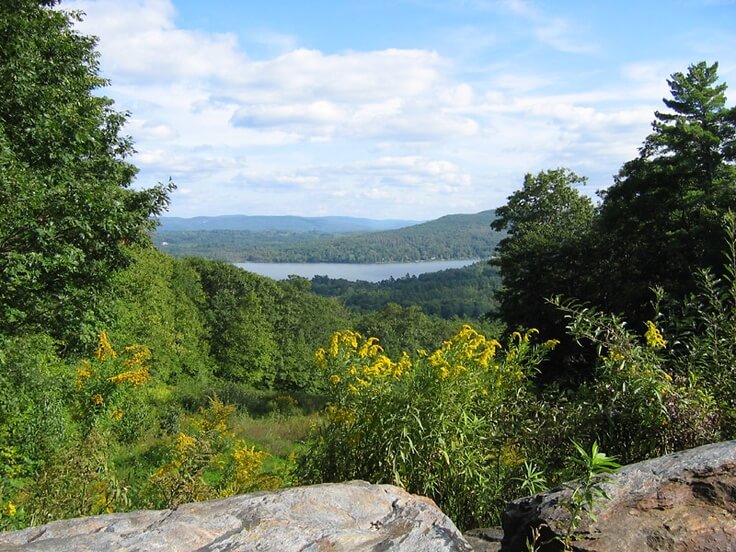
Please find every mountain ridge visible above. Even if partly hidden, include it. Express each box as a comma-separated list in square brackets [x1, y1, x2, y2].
[153, 209, 501, 263]
[157, 215, 421, 234]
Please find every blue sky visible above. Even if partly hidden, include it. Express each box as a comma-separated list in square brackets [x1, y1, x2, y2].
[66, 0, 736, 219]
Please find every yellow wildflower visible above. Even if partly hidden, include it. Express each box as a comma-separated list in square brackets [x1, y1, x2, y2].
[109, 367, 150, 385]
[329, 374, 341, 385]
[395, 352, 412, 378]
[91, 394, 104, 405]
[76, 360, 93, 390]
[453, 364, 468, 376]
[4, 502, 16, 517]
[544, 339, 560, 349]
[233, 441, 267, 488]
[95, 330, 117, 361]
[358, 337, 382, 358]
[330, 334, 340, 357]
[644, 321, 666, 349]
[111, 409, 124, 421]
[176, 432, 197, 452]
[604, 350, 626, 362]
[315, 348, 327, 369]
[122, 344, 152, 368]
[478, 339, 501, 367]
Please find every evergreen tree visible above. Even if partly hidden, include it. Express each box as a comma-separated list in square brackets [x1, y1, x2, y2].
[597, 62, 736, 319]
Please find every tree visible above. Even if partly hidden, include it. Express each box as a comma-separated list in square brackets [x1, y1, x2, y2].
[0, 0, 172, 348]
[491, 168, 596, 335]
[108, 249, 214, 383]
[596, 62, 736, 319]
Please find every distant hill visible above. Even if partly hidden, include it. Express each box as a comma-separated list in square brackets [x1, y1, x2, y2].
[157, 215, 420, 233]
[153, 210, 502, 263]
[310, 261, 501, 319]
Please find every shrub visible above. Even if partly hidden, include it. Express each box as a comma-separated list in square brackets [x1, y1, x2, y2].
[147, 397, 276, 508]
[552, 298, 720, 464]
[297, 325, 558, 529]
[74, 331, 156, 443]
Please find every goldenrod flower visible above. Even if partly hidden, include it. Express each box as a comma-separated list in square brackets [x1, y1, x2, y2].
[544, 339, 560, 349]
[95, 331, 117, 361]
[233, 441, 267, 487]
[315, 348, 327, 368]
[109, 367, 150, 385]
[176, 432, 197, 452]
[4, 502, 16, 517]
[644, 321, 666, 349]
[122, 344, 152, 368]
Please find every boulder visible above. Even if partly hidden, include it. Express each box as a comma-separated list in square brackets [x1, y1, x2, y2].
[501, 440, 736, 551]
[0, 480, 473, 551]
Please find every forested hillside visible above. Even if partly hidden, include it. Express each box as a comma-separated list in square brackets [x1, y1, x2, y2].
[310, 261, 501, 318]
[153, 210, 501, 262]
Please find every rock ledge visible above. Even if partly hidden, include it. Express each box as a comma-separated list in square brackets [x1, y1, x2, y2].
[0, 480, 472, 552]
[502, 440, 736, 552]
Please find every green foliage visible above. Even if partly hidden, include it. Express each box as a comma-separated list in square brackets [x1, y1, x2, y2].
[185, 259, 352, 391]
[311, 261, 501, 319]
[0, 334, 71, 464]
[297, 325, 558, 529]
[491, 169, 595, 340]
[0, 1, 173, 348]
[552, 297, 720, 464]
[558, 442, 620, 551]
[108, 248, 213, 383]
[596, 61, 736, 321]
[516, 461, 548, 496]
[21, 432, 130, 527]
[147, 397, 275, 508]
[354, 304, 463, 358]
[663, 211, 736, 435]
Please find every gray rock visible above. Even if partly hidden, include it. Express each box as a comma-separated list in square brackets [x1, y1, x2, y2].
[464, 527, 503, 551]
[501, 440, 736, 551]
[0, 480, 473, 551]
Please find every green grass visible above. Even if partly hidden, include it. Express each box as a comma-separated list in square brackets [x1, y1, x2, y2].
[232, 411, 320, 458]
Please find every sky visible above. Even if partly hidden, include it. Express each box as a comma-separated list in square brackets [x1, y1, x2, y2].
[64, 0, 736, 220]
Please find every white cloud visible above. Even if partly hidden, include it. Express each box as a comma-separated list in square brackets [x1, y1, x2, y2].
[62, 0, 688, 218]
[233, 101, 347, 128]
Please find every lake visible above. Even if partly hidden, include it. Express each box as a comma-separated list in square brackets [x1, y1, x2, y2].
[235, 259, 480, 282]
